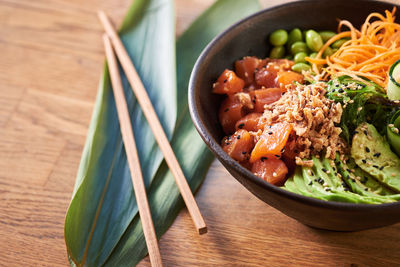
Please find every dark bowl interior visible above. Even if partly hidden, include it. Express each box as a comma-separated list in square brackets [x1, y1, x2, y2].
[189, 0, 400, 231]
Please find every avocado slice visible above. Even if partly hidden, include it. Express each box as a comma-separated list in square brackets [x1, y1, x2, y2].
[284, 156, 399, 204]
[351, 123, 400, 193]
[337, 157, 397, 196]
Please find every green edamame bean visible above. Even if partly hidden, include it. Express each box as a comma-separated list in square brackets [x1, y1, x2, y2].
[269, 46, 285, 59]
[323, 47, 333, 58]
[291, 63, 311, 73]
[309, 52, 318, 58]
[287, 28, 303, 48]
[290, 41, 308, 55]
[319, 31, 336, 43]
[332, 38, 350, 48]
[294, 52, 308, 63]
[269, 29, 288, 46]
[305, 30, 323, 52]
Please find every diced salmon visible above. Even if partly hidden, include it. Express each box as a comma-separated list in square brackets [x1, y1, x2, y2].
[249, 88, 282, 113]
[251, 158, 288, 185]
[250, 123, 293, 163]
[254, 59, 294, 88]
[221, 129, 254, 162]
[281, 135, 297, 173]
[235, 113, 263, 132]
[235, 56, 262, 86]
[213, 69, 245, 94]
[277, 71, 304, 91]
[219, 95, 246, 134]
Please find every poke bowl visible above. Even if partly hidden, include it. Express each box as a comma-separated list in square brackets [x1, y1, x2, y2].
[189, 0, 400, 231]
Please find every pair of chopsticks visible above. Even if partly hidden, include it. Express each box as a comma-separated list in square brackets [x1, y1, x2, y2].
[97, 10, 207, 267]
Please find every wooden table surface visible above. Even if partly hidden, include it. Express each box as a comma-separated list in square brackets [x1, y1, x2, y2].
[1, 0, 400, 266]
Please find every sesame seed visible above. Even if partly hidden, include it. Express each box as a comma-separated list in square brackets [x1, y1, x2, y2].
[224, 79, 227, 83]
[244, 72, 249, 77]
[363, 130, 368, 136]
[224, 108, 229, 112]
[379, 166, 384, 170]
[365, 147, 370, 153]
[238, 123, 245, 129]
[373, 153, 381, 158]
[261, 157, 268, 162]
[268, 132, 273, 135]
[241, 151, 247, 155]
[308, 181, 313, 185]
[237, 135, 241, 139]
[272, 172, 277, 177]
[362, 159, 366, 163]
[373, 165, 379, 169]
[307, 169, 312, 176]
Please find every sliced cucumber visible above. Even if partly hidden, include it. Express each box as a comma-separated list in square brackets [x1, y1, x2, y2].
[387, 59, 400, 100]
[387, 110, 400, 157]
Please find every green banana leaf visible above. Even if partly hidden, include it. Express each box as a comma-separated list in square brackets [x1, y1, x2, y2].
[64, 0, 261, 266]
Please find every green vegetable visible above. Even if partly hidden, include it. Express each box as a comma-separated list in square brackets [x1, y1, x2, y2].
[387, 59, 400, 100]
[290, 41, 308, 55]
[294, 52, 308, 63]
[332, 38, 349, 49]
[284, 156, 399, 204]
[64, 0, 261, 266]
[269, 29, 288, 46]
[326, 76, 398, 144]
[269, 46, 285, 59]
[352, 123, 400, 193]
[322, 46, 333, 57]
[387, 110, 400, 157]
[291, 62, 311, 73]
[309, 52, 318, 58]
[287, 28, 303, 48]
[305, 30, 323, 52]
[319, 31, 336, 43]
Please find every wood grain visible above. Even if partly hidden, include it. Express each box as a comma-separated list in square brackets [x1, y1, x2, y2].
[0, 0, 399, 266]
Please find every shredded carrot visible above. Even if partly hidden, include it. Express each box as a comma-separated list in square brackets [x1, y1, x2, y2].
[306, 8, 400, 89]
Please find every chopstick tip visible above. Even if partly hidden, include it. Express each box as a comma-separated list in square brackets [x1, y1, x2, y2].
[198, 226, 208, 235]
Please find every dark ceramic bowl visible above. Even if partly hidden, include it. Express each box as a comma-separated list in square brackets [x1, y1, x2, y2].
[189, 0, 400, 231]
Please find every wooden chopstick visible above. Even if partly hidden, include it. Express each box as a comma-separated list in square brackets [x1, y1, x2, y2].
[97, 10, 207, 235]
[102, 34, 163, 267]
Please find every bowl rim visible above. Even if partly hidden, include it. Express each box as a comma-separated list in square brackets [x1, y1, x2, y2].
[189, 0, 400, 211]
